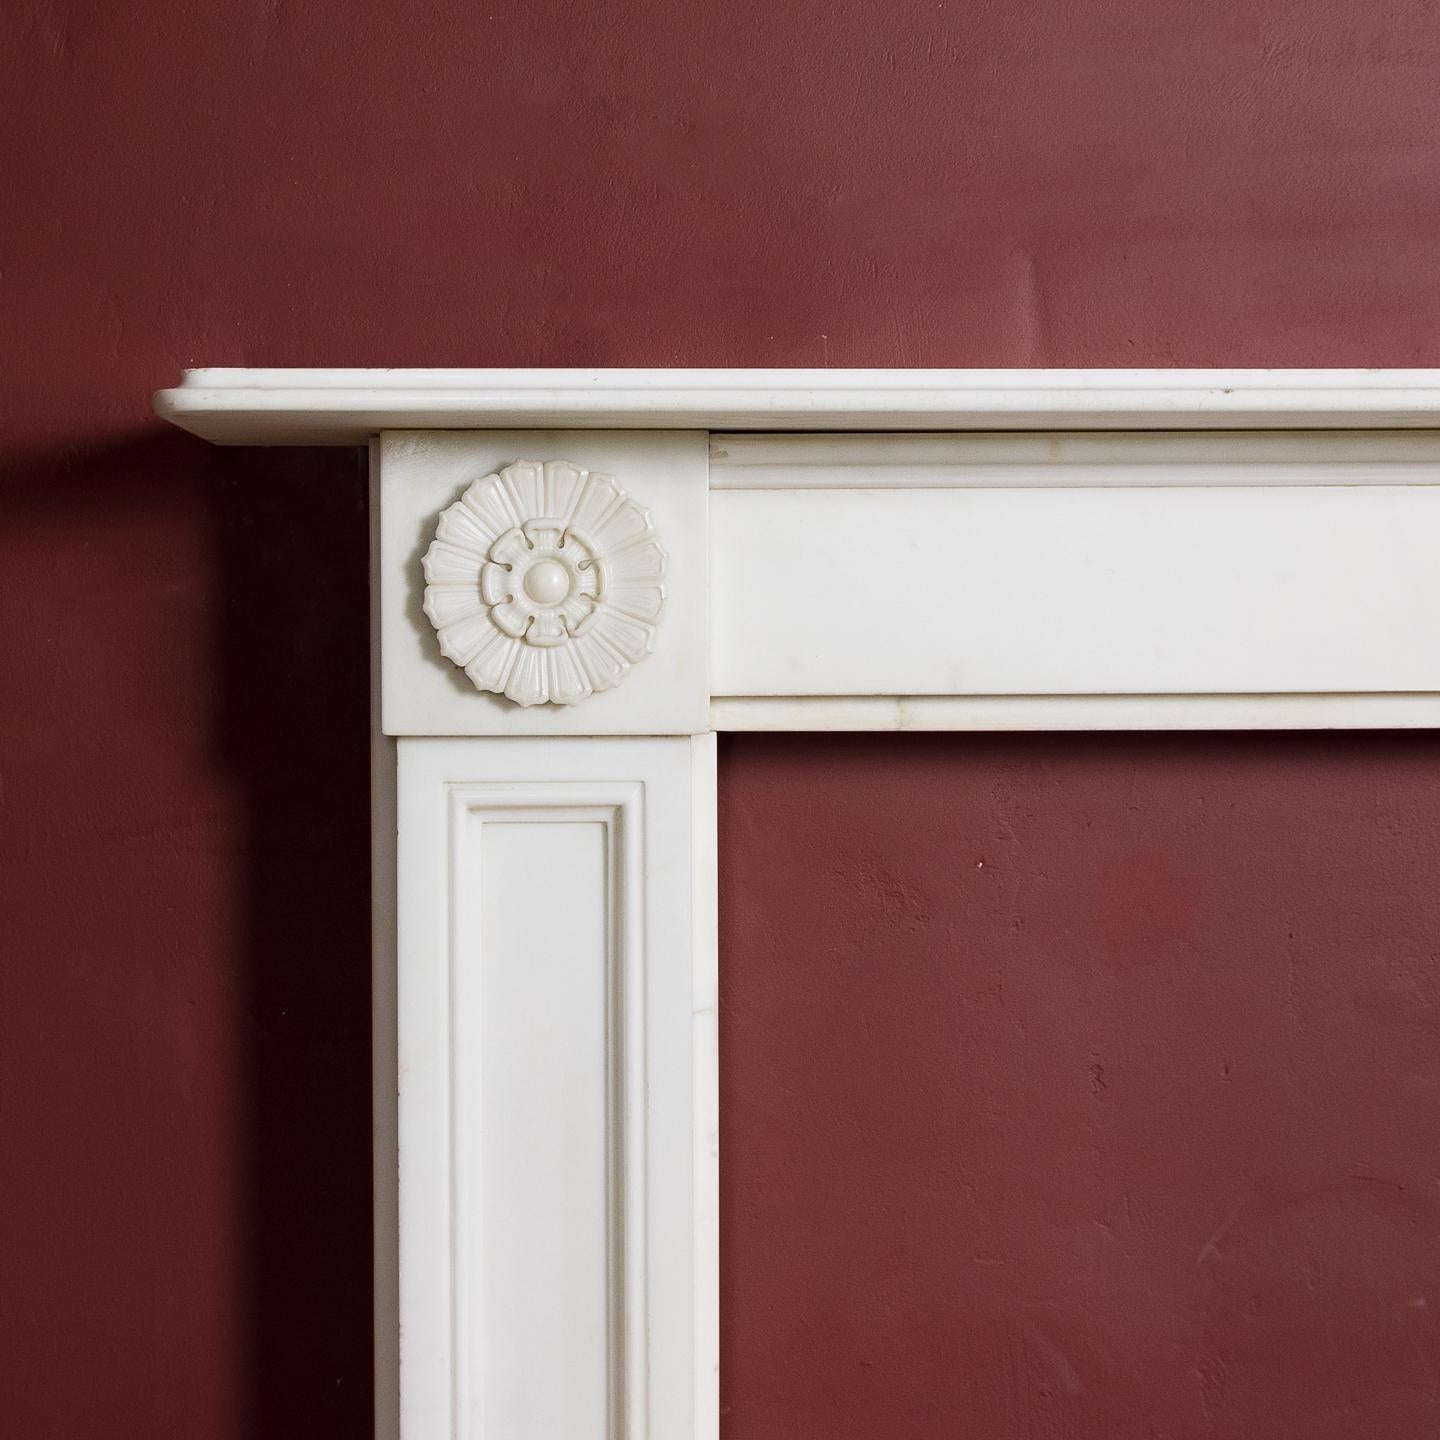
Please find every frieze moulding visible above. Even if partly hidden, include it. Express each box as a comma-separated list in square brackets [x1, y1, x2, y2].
[422, 459, 667, 707]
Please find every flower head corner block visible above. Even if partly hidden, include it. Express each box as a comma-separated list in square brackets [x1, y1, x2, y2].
[422, 459, 667, 706]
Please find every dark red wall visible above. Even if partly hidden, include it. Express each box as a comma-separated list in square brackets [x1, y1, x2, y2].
[720, 735, 1440, 1438]
[2, 1, 1439, 1435]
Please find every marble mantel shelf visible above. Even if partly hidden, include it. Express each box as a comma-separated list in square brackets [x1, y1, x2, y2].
[154, 367, 1440, 444]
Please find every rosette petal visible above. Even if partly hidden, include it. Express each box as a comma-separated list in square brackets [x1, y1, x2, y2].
[583, 608, 655, 662]
[566, 472, 625, 538]
[606, 538, 666, 583]
[587, 499, 651, 552]
[462, 475, 522, 537]
[506, 646, 549, 707]
[423, 585, 484, 628]
[436, 497, 497, 554]
[434, 610, 499, 666]
[498, 461, 544, 522]
[572, 632, 629, 692]
[463, 627, 520, 694]
[422, 540, 484, 587]
[543, 461, 586, 520]
[605, 584, 664, 623]
[546, 645, 592, 706]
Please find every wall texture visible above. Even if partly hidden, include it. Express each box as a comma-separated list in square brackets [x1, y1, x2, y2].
[2, 0, 1439, 1435]
[721, 734, 1440, 1438]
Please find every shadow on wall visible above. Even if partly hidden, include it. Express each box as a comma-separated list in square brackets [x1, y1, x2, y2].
[208, 439, 374, 1437]
[0, 433, 374, 1436]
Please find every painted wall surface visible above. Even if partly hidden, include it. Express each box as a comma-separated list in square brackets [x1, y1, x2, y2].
[721, 735, 1440, 1438]
[2, 1, 1439, 1436]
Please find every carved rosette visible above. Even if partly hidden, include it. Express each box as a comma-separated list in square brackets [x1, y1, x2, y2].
[422, 460, 667, 707]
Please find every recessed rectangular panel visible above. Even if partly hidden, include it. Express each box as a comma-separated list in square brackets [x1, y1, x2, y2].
[712, 486, 1440, 697]
[455, 818, 612, 1439]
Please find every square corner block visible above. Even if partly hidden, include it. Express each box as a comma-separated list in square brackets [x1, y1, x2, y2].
[380, 430, 708, 736]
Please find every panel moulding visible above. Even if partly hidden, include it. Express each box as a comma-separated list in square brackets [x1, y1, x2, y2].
[448, 785, 645, 1440]
[398, 737, 709, 1440]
